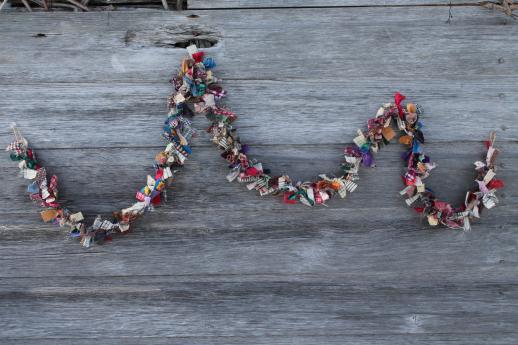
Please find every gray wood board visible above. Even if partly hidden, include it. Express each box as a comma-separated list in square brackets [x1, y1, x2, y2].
[0, 78, 517, 148]
[187, 0, 483, 9]
[0, 8, 517, 84]
[9, 0, 183, 6]
[1, 6, 517, 345]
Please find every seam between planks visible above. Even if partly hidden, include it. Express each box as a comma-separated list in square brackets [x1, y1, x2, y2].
[3, 332, 518, 340]
[1, 268, 518, 279]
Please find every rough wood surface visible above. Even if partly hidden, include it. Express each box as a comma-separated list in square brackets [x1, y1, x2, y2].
[187, 0, 482, 9]
[9, 0, 182, 7]
[0, 6, 517, 345]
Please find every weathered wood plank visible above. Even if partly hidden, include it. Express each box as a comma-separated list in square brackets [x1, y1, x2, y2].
[0, 7, 516, 84]
[9, 0, 183, 7]
[188, 0, 482, 9]
[1, 282, 518, 339]
[0, 79, 517, 149]
[1, 209, 516, 279]
[2, 334, 518, 345]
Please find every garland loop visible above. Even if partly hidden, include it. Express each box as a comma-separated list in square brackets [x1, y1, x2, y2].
[5, 45, 504, 247]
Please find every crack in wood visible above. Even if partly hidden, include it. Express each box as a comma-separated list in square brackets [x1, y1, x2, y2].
[124, 24, 219, 48]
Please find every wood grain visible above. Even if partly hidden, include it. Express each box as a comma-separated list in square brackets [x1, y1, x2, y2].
[187, 0, 483, 9]
[0, 5, 517, 345]
[1, 78, 517, 148]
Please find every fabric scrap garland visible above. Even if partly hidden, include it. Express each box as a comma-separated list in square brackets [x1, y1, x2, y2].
[6, 104, 197, 247]
[5, 46, 504, 247]
[171, 45, 504, 230]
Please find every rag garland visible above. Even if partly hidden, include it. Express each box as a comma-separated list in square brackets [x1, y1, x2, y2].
[5, 45, 504, 247]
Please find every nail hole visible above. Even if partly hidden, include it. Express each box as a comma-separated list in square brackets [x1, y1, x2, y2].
[33, 33, 47, 38]
[187, 14, 199, 19]
[498, 57, 505, 64]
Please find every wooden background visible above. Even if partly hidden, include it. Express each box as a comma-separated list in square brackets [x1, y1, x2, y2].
[1, 2, 517, 344]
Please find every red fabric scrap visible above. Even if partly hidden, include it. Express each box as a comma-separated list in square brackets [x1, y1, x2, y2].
[246, 167, 260, 176]
[192, 52, 205, 63]
[283, 192, 298, 204]
[394, 92, 406, 119]
[487, 179, 505, 189]
[155, 168, 164, 180]
[151, 194, 161, 206]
